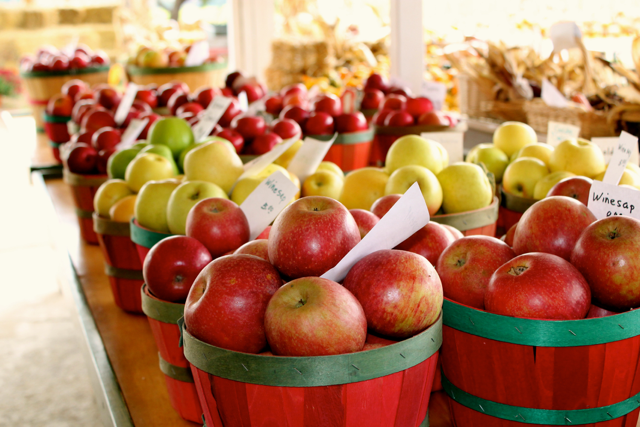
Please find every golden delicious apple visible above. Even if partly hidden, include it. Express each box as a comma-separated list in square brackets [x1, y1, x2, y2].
[339, 167, 390, 210]
[166, 180, 228, 235]
[493, 121, 537, 157]
[385, 135, 445, 175]
[385, 165, 443, 216]
[184, 141, 244, 194]
[302, 170, 344, 199]
[125, 153, 176, 193]
[433, 140, 450, 170]
[548, 138, 605, 178]
[437, 163, 493, 214]
[109, 195, 137, 223]
[516, 143, 554, 166]
[502, 157, 549, 198]
[94, 179, 135, 218]
[533, 171, 576, 200]
[465, 143, 493, 164]
[316, 161, 344, 181]
[231, 177, 261, 205]
[273, 139, 303, 169]
[593, 169, 640, 190]
[135, 179, 181, 232]
[473, 146, 510, 182]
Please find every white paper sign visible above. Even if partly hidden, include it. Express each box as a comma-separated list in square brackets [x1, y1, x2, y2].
[321, 183, 430, 282]
[602, 132, 638, 185]
[342, 88, 356, 114]
[541, 79, 569, 108]
[550, 21, 582, 52]
[0, 111, 14, 131]
[192, 96, 233, 142]
[237, 91, 249, 112]
[287, 134, 338, 183]
[592, 137, 640, 167]
[354, 89, 364, 111]
[117, 118, 149, 149]
[420, 81, 447, 111]
[307, 85, 321, 101]
[588, 180, 640, 220]
[247, 97, 267, 116]
[184, 40, 209, 67]
[421, 132, 464, 163]
[239, 171, 298, 240]
[547, 121, 581, 147]
[239, 134, 301, 179]
[114, 83, 138, 126]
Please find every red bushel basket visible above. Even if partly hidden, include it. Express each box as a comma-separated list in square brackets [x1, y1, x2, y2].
[498, 189, 537, 236]
[441, 298, 640, 426]
[431, 196, 500, 238]
[43, 113, 71, 163]
[63, 168, 107, 245]
[306, 128, 375, 173]
[129, 218, 173, 265]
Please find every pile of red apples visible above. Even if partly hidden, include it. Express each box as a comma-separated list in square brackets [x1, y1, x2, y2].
[21, 44, 109, 73]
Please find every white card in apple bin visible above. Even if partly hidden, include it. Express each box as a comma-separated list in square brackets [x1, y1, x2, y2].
[588, 180, 640, 221]
[114, 83, 138, 126]
[237, 91, 249, 112]
[307, 85, 321, 100]
[592, 136, 640, 167]
[0, 111, 14, 131]
[239, 134, 300, 178]
[247, 97, 267, 116]
[546, 121, 580, 147]
[321, 182, 430, 283]
[421, 132, 464, 163]
[192, 96, 233, 142]
[354, 89, 364, 111]
[184, 40, 209, 67]
[420, 81, 447, 111]
[550, 21, 582, 52]
[342, 88, 355, 114]
[239, 171, 298, 240]
[541, 79, 569, 108]
[602, 131, 639, 185]
[117, 118, 149, 149]
[287, 134, 338, 183]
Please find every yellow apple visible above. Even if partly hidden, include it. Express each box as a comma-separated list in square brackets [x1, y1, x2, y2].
[93, 179, 135, 218]
[385, 165, 443, 216]
[316, 161, 345, 181]
[626, 162, 640, 177]
[125, 153, 176, 193]
[516, 143, 554, 166]
[339, 167, 390, 210]
[109, 195, 137, 223]
[254, 163, 289, 180]
[302, 170, 344, 199]
[289, 172, 301, 199]
[472, 146, 510, 182]
[465, 143, 493, 164]
[492, 121, 537, 157]
[533, 171, 576, 200]
[385, 135, 445, 175]
[231, 177, 262, 205]
[433, 140, 449, 170]
[166, 180, 228, 235]
[437, 163, 493, 214]
[548, 138, 605, 178]
[134, 179, 181, 232]
[502, 157, 549, 198]
[594, 169, 640, 189]
[273, 139, 303, 169]
[184, 141, 244, 194]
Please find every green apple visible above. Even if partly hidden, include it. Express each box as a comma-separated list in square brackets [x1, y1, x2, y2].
[139, 144, 179, 174]
[148, 117, 195, 159]
[533, 171, 576, 200]
[473, 146, 510, 182]
[125, 153, 176, 193]
[516, 142, 554, 166]
[301, 170, 344, 200]
[548, 138, 605, 178]
[166, 180, 229, 235]
[502, 157, 549, 198]
[134, 179, 181, 232]
[385, 165, 443, 216]
[465, 143, 493, 164]
[131, 141, 148, 150]
[184, 141, 244, 194]
[385, 135, 445, 175]
[107, 147, 142, 180]
[437, 163, 493, 214]
[177, 142, 205, 172]
[493, 121, 537, 157]
[93, 179, 135, 218]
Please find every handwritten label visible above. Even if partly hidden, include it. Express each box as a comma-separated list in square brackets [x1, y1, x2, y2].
[547, 121, 580, 147]
[321, 182, 430, 282]
[421, 131, 464, 163]
[287, 134, 338, 183]
[420, 81, 447, 111]
[192, 96, 233, 142]
[239, 171, 298, 240]
[237, 91, 249, 112]
[114, 83, 138, 126]
[592, 137, 640, 167]
[184, 40, 209, 67]
[117, 118, 149, 149]
[550, 21, 582, 52]
[541, 79, 569, 108]
[602, 132, 638, 185]
[588, 181, 640, 220]
[239, 134, 301, 179]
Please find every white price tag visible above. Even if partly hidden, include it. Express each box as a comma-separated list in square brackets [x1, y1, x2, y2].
[547, 121, 581, 147]
[342, 88, 356, 114]
[321, 182, 430, 282]
[541, 79, 569, 108]
[354, 89, 364, 111]
[307, 85, 321, 101]
[239, 171, 298, 240]
[117, 118, 149, 149]
[247, 97, 267, 116]
[114, 83, 138, 126]
[184, 40, 209, 67]
[287, 134, 338, 183]
[420, 81, 447, 111]
[421, 132, 464, 163]
[237, 91, 249, 112]
[602, 132, 638, 185]
[192, 96, 233, 142]
[592, 137, 640, 167]
[550, 21, 582, 52]
[588, 181, 640, 220]
[239, 134, 300, 179]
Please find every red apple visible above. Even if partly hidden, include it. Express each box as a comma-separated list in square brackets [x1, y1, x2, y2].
[157, 84, 184, 107]
[417, 111, 449, 126]
[74, 90, 95, 103]
[364, 73, 389, 93]
[61, 79, 88, 101]
[214, 128, 244, 153]
[396, 222, 455, 266]
[95, 87, 121, 110]
[513, 196, 596, 261]
[372, 109, 394, 126]
[436, 236, 516, 309]
[268, 196, 361, 279]
[91, 127, 121, 151]
[335, 112, 368, 133]
[587, 305, 620, 318]
[184, 254, 282, 353]
[256, 226, 271, 240]
[72, 100, 98, 124]
[504, 223, 517, 247]
[143, 235, 212, 302]
[131, 99, 152, 114]
[344, 249, 442, 338]
[312, 94, 342, 117]
[264, 276, 367, 356]
[441, 224, 464, 241]
[388, 86, 412, 97]
[225, 71, 243, 89]
[381, 94, 407, 111]
[280, 83, 307, 99]
[270, 118, 301, 140]
[135, 89, 158, 109]
[485, 252, 591, 320]
[280, 105, 310, 128]
[218, 98, 242, 128]
[234, 240, 269, 261]
[168, 92, 190, 116]
[384, 110, 414, 127]
[139, 113, 161, 139]
[231, 115, 267, 140]
[349, 209, 379, 239]
[304, 112, 334, 135]
[46, 94, 73, 117]
[193, 86, 220, 109]
[176, 102, 204, 117]
[50, 56, 69, 72]
[370, 194, 401, 218]
[360, 89, 384, 110]
[31, 61, 50, 72]
[91, 50, 110, 66]
[252, 132, 282, 155]
[238, 84, 264, 103]
[122, 109, 142, 128]
[571, 216, 640, 311]
[81, 109, 116, 134]
[97, 147, 116, 174]
[72, 131, 94, 145]
[406, 97, 434, 118]
[547, 176, 593, 205]
[265, 96, 284, 115]
[66, 143, 98, 174]
[70, 52, 90, 69]
[186, 198, 250, 258]
[220, 87, 234, 97]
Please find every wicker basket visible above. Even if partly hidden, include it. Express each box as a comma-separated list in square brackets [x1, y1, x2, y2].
[457, 74, 494, 119]
[126, 62, 228, 92]
[479, 99, 527, 123]
[524, 99, 616, 139]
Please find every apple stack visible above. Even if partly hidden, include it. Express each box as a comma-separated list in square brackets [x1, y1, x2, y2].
[435, 193, 640, 426]
[19, 44, 110, 132]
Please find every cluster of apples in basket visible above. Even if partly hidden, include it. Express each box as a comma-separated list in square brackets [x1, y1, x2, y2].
[20, 44, 109, 73]
[129, 42, 222, 68]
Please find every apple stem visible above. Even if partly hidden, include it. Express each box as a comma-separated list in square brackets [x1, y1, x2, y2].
[508, 265, 528, 276]
[175, 275, 183, 283]
[313, 207, 319, 211]
[456, 259, 466, 267]
[295, 298, 306, 308]
[609, 229, 619, 240]
[190, 192, 200, 200]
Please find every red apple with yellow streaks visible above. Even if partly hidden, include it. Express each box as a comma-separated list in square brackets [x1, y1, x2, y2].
[396, 222, 455, 266]
[234, 239, 269, 261]
[547, 176, 593, 205]
[349, 209, 379, 239]
[370, 194, 401, 218]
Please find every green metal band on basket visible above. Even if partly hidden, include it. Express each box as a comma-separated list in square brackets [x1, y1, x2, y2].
[443, 299, 640, 347]
[42, 113, 71, 123]
[20, 66, 110, 79]
[306, 128, 375, 145]
[49, 141, 62, 148]
[104, 264, 144, 280]
[62, 169, 108, 187]
[93, 212, 131, 236]
[75, 207, 94, 219]
[431, 197, 499, 231]
[126, 61, 227, 76]
[501, 188, 537, 213]
[140, 284, 185, 324]
[129, 219, 171, 249]
[158, 353, 194, 383]
[442, 372, 640, 425]
[183, 314, 442, 388]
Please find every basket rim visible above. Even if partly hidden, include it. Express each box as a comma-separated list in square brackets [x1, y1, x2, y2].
[141, 283, 185, 324]
[20, 65, 111, 79]
[126, 61, 228, 76]
[130, 218, 172, 248]
[305, 128, 374, 145]
[431, 196, 499, 231]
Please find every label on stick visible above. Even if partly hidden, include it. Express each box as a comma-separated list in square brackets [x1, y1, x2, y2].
[192, 96, 232, 142]
[593, 136, 640, 167]
[541, 79, 569, 108]
[550, 21, 582, 51]
[117, 118, 149, 149]
[588, 180, 640, 220]
[421, 131, 464, 163]
[547, 121, 580, 147]
[114, 83, 138, 126]
[420, 81, 447, 111]
[602, 131, 638, 185]
[287, 134, 338, 183]
[184, 40, 209, 66]
[240, 134, 300, 179]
